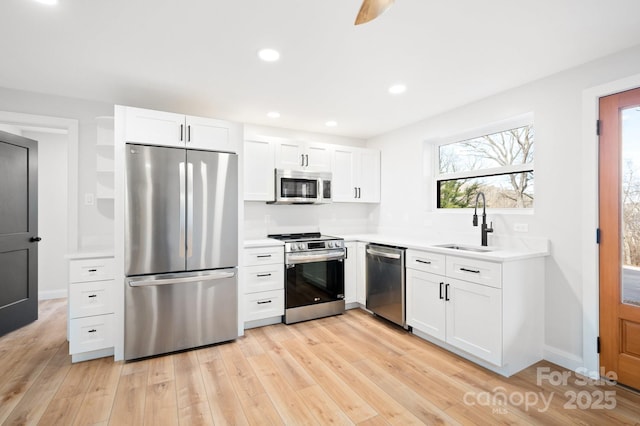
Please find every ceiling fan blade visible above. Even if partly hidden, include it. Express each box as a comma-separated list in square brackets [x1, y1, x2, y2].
[355, 0, 395, 25]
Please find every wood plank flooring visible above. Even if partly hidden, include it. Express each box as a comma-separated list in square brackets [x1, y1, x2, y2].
[2, 299, 640, 425]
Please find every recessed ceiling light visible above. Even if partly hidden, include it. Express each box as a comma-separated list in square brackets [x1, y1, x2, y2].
[258, 48, 280, 62]
[325, 121, 338, 127]
[34, 0, 57, 4]
[267, 111, 281, 119]
[388, 84, 407, 94]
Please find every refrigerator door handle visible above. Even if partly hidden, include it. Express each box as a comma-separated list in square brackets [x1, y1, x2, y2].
[128, 271, 236, 287]
[179, 161, 186, 259]
[187, 162, 194, 258]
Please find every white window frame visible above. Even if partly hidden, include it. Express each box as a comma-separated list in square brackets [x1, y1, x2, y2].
[434, 113, 535, 210]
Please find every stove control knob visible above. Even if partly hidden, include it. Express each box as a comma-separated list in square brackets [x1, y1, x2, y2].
[328, 241, 335, 248]
[297, 243, 305, 251]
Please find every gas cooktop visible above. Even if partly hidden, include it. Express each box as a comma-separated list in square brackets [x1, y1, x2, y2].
[268, 232, 338, 242]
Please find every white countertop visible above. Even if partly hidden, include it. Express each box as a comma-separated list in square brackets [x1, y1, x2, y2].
[339, 233, 549, 262]
[65, 250, 114, 260]
[244, 238, 284, 248]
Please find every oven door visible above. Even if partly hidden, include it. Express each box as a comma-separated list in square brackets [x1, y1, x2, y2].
[286, 258, 345, 308]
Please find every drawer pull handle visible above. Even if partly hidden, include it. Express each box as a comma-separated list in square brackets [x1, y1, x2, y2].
[416, 259, 432, 265]
[88, 329, 97, 333]
[257, 254, 272, 258]
[460, 267, 480, 274]
[257, 273, 272, 277]
[257, 300, 272, 304]
[88, 294, 97, 298]
[88, 269, 97, 272]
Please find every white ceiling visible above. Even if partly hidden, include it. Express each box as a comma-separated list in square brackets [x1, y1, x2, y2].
[2, 0, 640, 139]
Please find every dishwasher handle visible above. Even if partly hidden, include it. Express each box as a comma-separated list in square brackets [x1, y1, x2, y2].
[366, 248, 401, 260]
[128, 271, 236, 287]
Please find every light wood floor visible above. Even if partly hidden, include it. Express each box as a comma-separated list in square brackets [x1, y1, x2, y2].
[2, 299, 640, 425]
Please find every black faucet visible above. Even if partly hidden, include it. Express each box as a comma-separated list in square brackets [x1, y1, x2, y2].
[473, 192, 493, 246]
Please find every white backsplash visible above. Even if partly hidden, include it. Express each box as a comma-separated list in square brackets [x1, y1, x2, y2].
[244, 201, 376, 239]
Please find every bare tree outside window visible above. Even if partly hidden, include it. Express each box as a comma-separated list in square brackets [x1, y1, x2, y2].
[621, 106, 640, 306]
[437, 124, 534, 208]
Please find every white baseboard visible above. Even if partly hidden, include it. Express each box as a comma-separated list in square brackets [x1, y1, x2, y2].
[39, 289, 67, 300]
[544, 345, 584, 372]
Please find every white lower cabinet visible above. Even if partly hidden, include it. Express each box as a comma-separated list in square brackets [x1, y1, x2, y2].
[344, 242, 357, 305]
[445, 277, 502, 366]
[67, 255, 115, 362]
[406, 249, 543, 377]
[243, 245, 284, 328]
[356, 242, 367, 305]
[244, 290, 284, 322]
[406, 269, 446, 340]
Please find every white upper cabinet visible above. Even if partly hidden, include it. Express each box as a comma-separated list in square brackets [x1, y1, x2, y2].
[186, 115, 234, 152]
[244, 138, 276, 201]
[125, 107, 184, 147]
[332, 146, 380, 203]
[275, 140, 331, 172]
[123, 106, 238, 153]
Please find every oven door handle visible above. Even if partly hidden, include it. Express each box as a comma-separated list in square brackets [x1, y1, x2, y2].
[286, 250, 345, 265]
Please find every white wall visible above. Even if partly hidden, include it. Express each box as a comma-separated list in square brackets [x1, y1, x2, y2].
[366, 44, 640, 371]
[0, 86, 113, 251]
[26, 130, 69, 299]
[243, 123, 375, 238]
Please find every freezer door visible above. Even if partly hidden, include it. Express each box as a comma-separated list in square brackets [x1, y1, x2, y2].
[187, 150, 238, 270]
[125, 268, 238, 360]
[125, 144, 186, 276]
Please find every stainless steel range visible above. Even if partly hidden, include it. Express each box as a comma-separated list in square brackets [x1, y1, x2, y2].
[268, 233, 345, 324]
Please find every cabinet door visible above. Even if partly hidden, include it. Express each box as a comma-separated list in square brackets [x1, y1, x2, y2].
[332, 147, 357, 202]
[124, 107, 184, 147]
[186, 115, 235, 152]
[356, 242, 367, 305]
[406, 269, 446, 341]
[445, 278, 502, 365]
[244, 139, 276, 201]
[305, 142, 332, 172]
[357, 149, 381, 203]
[344, 242, 357, 304]
[275, 140, 305, 169]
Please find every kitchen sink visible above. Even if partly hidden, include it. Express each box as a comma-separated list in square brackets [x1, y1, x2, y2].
[433, 244, 493, 253]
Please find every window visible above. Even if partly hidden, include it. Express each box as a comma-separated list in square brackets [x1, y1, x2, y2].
[436, 117, 534, 209]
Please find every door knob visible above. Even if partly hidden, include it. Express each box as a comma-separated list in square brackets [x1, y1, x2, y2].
[30, 237, 42, 242]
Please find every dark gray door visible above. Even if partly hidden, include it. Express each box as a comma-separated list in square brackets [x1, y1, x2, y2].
[0, 130, 39, 336]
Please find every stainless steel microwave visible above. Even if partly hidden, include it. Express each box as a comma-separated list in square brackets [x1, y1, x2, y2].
[270, 169, 332, 204]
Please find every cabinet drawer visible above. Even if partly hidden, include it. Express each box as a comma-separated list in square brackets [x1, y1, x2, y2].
[244, 265, 284, 294]
[446, 256, 502, 288]
[69, 314, 114, 354]
[244, 246, 284, 266]
[406, 250, 446, 275]
[244, 290, 284, 322]
[69, 258, 114, 283]
[69, 280, 115, 319]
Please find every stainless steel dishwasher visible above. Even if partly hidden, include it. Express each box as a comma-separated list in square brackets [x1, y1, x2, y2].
[366, 244, 406, 328]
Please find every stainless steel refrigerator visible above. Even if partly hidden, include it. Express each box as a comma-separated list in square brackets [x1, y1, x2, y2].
[124, 143, 238, 360]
